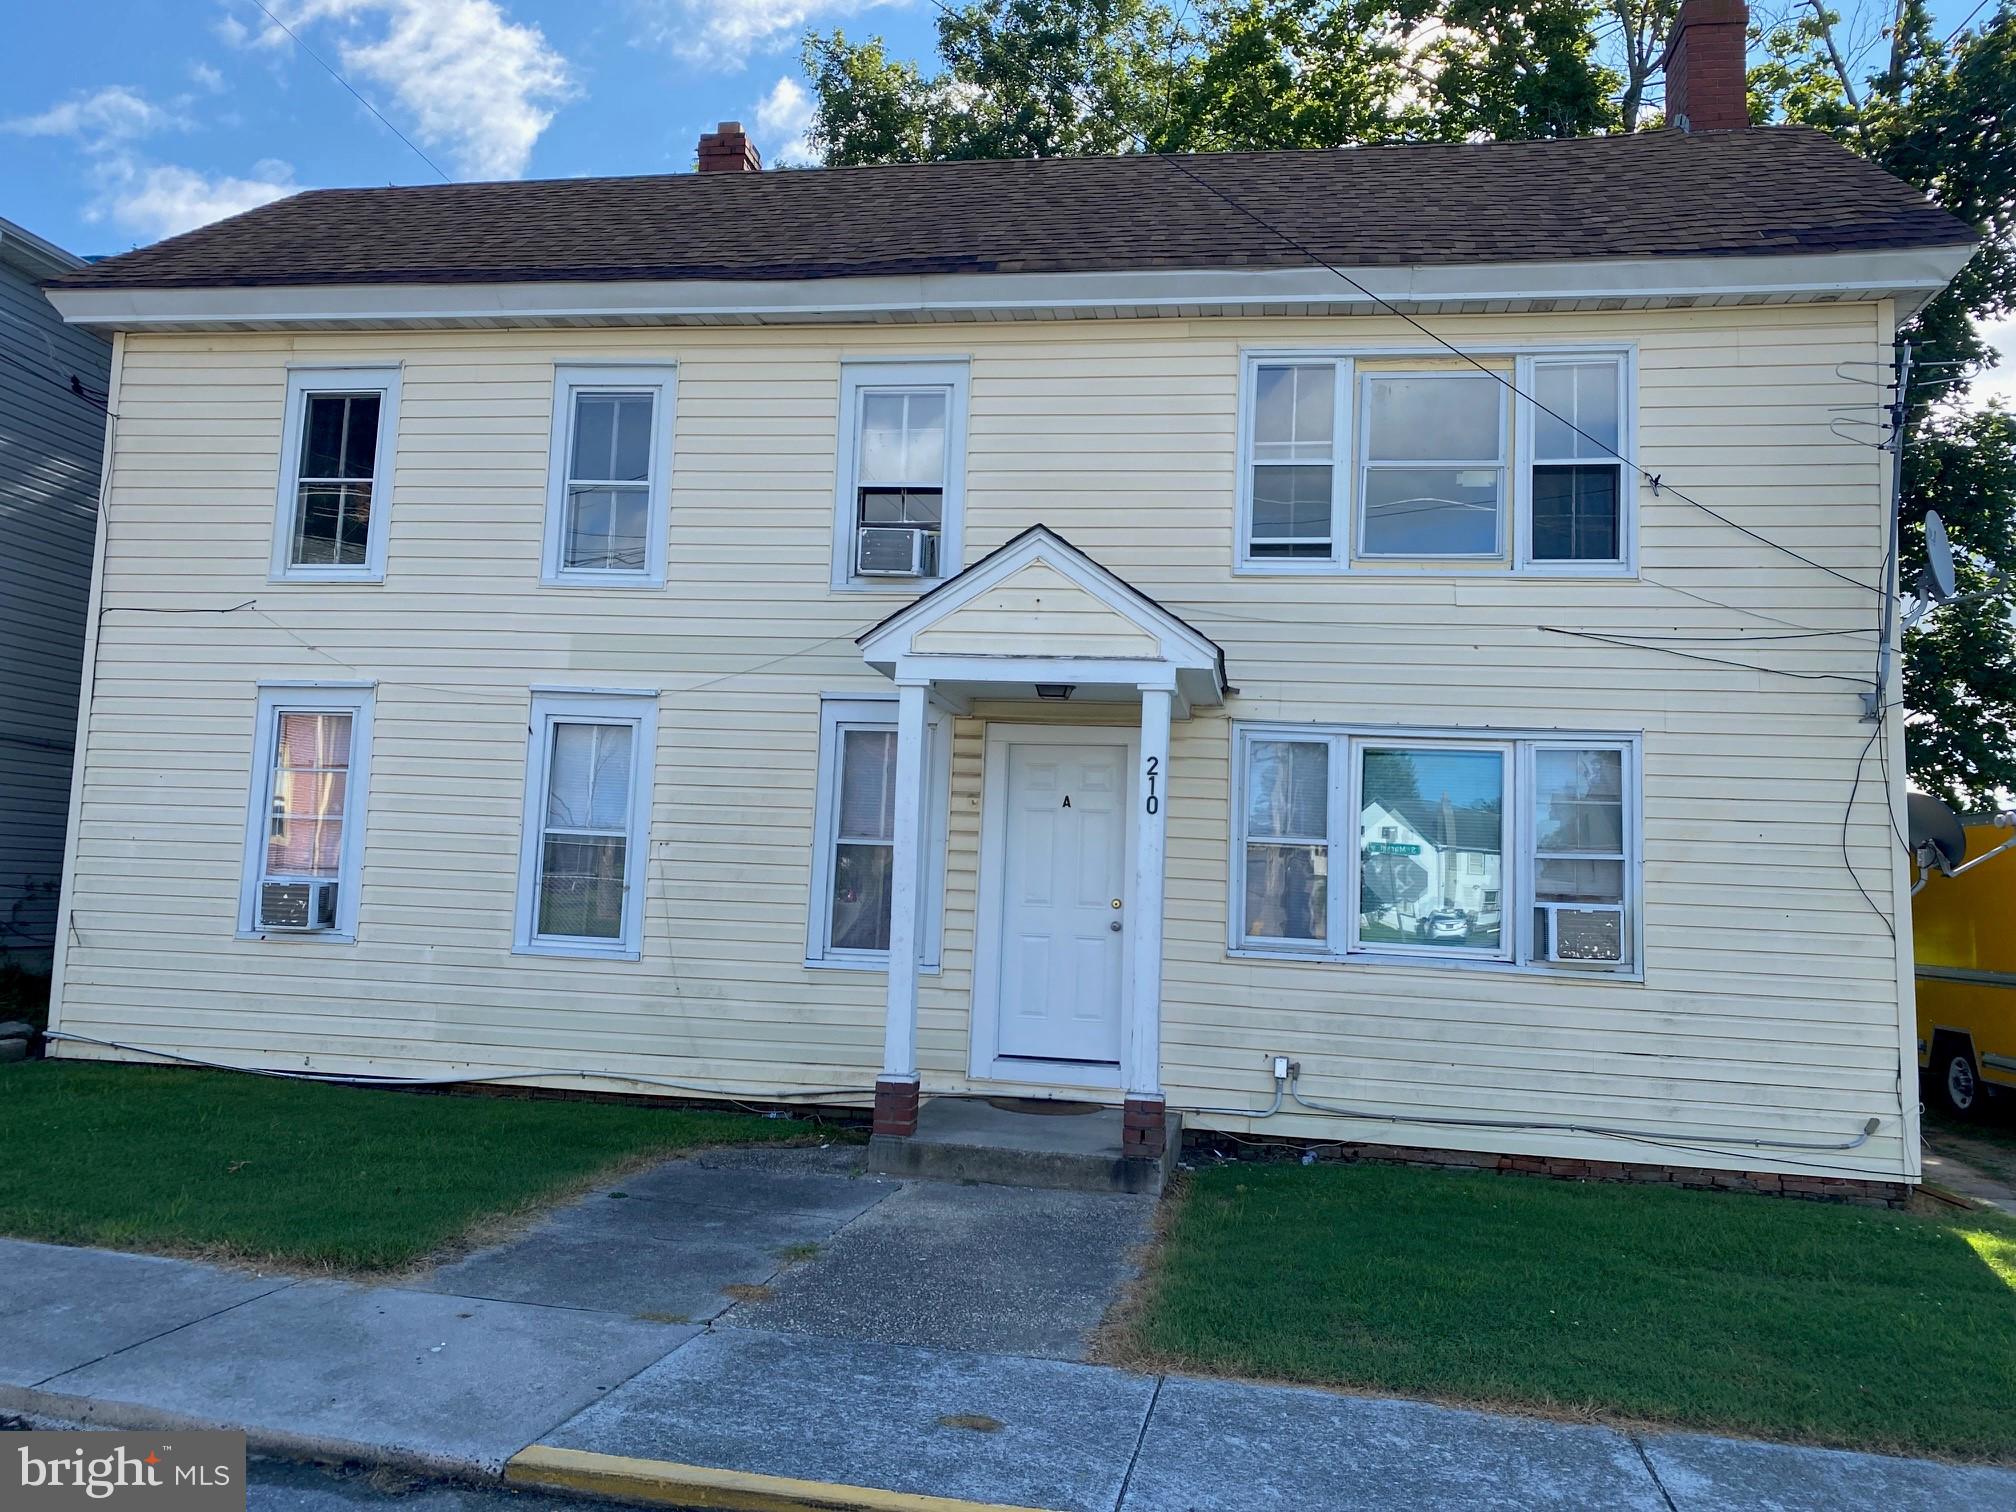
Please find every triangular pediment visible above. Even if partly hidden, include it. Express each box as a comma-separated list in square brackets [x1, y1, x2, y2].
[857, 527, 1225, 703]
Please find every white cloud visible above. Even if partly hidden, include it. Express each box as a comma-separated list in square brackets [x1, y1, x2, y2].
[96, 159, 302, 240]
[638, 0, 901, 72]
[752, 74, 817, 165]
[1969, 319, 2016, 412]
[191, 61, 228, 93]
[232, 1, 573, 180]
[4, 86, 187, 148]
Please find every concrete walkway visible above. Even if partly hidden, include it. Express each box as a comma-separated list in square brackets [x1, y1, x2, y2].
[4, 1152, 2013, 1512]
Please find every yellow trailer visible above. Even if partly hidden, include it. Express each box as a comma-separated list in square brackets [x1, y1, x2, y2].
[1913, 814, 2016, 1117]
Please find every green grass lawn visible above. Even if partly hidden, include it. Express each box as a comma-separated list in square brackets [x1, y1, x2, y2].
[0, 1061, 825, 1270]
[1120, 1162, 2016, 1460]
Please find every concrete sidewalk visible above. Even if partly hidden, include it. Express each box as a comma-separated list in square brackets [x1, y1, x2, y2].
[4, 1175, 2014, 1511]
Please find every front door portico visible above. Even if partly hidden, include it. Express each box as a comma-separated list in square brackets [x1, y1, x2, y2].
[854, 526, 1227, 1163]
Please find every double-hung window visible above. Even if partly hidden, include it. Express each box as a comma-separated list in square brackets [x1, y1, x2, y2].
[806, 697, 949, 969]
[1246, 363, 1345, 562]
[542, 366, 674, 586]
[833, 360, 967, 589]
[1234, 725, 1637, 973]
[1358, 373, 1507, 558]
[273, 368, 399, 581]
[1521, 355, 1629, 567]
[1238, 350, 1631, 573]
[239, 683, 374, 939]
[515, 692, 656, 959]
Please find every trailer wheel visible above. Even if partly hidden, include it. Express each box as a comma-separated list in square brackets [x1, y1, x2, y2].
[1930, 1033, 1984, 1119]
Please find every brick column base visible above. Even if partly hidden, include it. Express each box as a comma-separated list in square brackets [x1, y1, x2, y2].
[1122, 1096, 1167, 1161]
[873, 1077, 920, 1137]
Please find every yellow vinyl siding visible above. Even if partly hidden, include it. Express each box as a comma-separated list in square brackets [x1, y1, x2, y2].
[53, 303, 1910, 1177]
[910, 562, 1161, 657]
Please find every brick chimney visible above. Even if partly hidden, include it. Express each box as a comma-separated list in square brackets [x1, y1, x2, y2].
[1660, 0, 1750, 131]
[698, 121, 762, 173]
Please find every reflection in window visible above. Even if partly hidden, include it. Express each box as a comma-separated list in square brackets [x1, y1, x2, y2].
[1530, 359, 1626, 563]
[1250, 365, 1337, 559]
[830, 728, 898, 952]
[563, 390, 656, 572]
[1357, 746, 1504, 952]
[1244, 739, 1328, 942]
[1360, 375, 1505, 557]
[1533, 747, 1627, 962]
[266, 712, 352, 879]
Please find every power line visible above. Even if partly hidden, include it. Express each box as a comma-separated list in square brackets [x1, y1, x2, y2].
[246, 0, 451, 184]
[911, 0, 1882, 599]
[1942, 0, 1996, 47]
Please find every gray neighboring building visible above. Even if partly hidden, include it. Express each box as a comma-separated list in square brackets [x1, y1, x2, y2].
[1, 218, 109, 970]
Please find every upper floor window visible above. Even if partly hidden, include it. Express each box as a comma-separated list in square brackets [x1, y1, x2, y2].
[833, 360, 967, 590]
[1238, 350, 1632, 575]
[273, 368, 399, 582]
[542, 365, 674, 587]
[238, 683, 374, 940]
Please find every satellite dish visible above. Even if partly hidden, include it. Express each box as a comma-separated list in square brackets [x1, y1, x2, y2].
[1925, 511, 1956, 601]
[1908, 790, 1968, 871]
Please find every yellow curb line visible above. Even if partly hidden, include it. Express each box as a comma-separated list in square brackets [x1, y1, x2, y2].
[504, 1444, 1062, 1512]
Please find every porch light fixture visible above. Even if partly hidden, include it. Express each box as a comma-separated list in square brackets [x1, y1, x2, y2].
[1034, 683, 1075, 701]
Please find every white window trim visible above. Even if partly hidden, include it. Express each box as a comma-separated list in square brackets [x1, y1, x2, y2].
[830, 358, 969, 592]
[541, 363, 676, 589]
[1235, 356, 1352, 572]
[1228, 721, 1642, 980]
[805, 695, 951, 971]
[237, 681, 375, 943]
[1513, 350, 1637, 575]
[271, 365, 400, 584]
[514, 690, 658, 960]
[1234, 344, 1637, 578]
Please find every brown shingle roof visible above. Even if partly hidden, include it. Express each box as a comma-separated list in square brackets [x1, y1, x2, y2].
[54, 127, 1973, 292]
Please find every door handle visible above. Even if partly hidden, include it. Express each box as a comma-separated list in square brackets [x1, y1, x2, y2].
[1109, 919, 1123, 932]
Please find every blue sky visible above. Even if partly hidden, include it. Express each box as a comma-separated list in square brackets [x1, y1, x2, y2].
[4, 0, 2006, 397]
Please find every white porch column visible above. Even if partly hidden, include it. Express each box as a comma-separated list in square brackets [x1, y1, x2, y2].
[876, 678, 930, 1136]
[1124, 685, 1172, 1158]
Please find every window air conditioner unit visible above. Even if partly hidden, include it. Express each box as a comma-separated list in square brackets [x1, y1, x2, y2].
[856, 525, 937, 578]
[259, 879, 339, 932]
[1538, 903, 1623, 963]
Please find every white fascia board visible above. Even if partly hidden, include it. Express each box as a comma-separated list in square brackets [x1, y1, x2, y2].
[47, 244, 1978, 332]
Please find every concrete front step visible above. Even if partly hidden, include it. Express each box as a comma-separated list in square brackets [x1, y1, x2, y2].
[866, 1096, 1180, 1195]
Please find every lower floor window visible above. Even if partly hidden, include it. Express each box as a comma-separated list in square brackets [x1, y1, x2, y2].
[1236, 725, 1636, 971]
[516, 692, 656, 958]
[239, 684, 374, 938]
[808, 696, 949, 968]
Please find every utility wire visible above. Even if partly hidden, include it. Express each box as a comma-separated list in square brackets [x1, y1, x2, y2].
[246, 0, 451, 184]
[912, 0, 1882, 598]
[1942, 0, 1996, 48]
[1539, 626, 1874, 683]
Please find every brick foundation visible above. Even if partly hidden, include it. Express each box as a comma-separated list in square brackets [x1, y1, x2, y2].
[873, 1077, 920, 1137]
[1185, 1133, 1910, 1208]
[1122, 1096, 1168, 1162]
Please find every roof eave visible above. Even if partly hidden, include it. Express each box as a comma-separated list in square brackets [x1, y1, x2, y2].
[45, 243, 1979, 334]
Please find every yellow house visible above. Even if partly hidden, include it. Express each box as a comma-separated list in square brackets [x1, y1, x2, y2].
[39, 53, 1977, 1199]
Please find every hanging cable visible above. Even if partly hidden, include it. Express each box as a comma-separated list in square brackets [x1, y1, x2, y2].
[924, 0, 1887, 598]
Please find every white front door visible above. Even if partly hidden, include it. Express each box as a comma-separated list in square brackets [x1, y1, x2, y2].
[992, 737, 1129, 1064]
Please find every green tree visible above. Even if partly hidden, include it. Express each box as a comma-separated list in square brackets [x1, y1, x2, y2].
[1754, 4, 2016, 803]
[1412, 1, 1621, 139]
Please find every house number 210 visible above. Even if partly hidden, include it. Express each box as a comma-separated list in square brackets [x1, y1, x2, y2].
[1144, 756, 1160, 816]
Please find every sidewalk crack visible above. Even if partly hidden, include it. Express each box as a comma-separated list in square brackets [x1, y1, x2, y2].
[31, 1277, 299, 1390]
[1630, 1433, 1680, 1512]
[1110, 1373, 1164, 1511]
